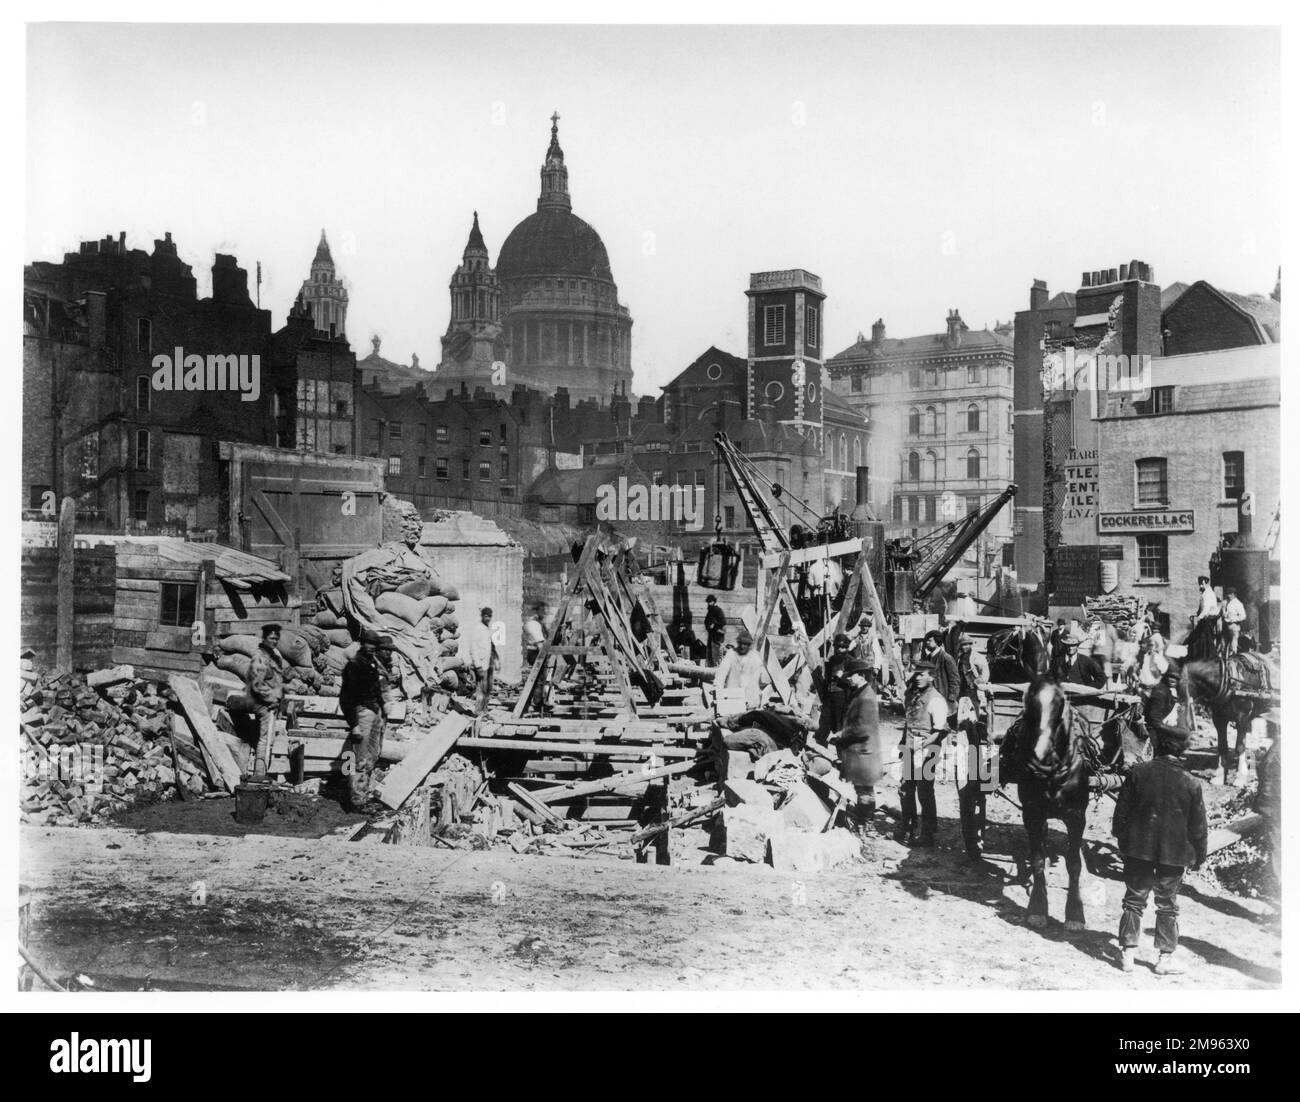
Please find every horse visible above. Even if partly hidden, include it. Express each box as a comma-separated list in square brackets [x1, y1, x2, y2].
[1184, 651, 1278, 785]
[1002, 679, 1149, 930]
[987, 622, 1050, 683]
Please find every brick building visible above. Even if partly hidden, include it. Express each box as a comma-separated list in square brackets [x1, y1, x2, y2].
[1093, 343, 1279, 635]
[827, 309, 1015, 582]
[1011, 259, 1279, 612]
[24, 232, 277, 536]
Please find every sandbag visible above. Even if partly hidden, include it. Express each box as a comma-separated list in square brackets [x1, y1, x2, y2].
[312, 610, 341, 629]
[436, 655, 465, 673]
[277, 632, 312, 667]
[440, 639, 460, 657]
[439, 671, 460, 691]
[422, 594, 448, 618]
[326, 628, 355, 648]
[441, 613, 459, 633]
[297, 624, 329, 654]
[396, 578, 432, 600]
[425, 615, 445, 634]
[377, 612, 413, 637]
[216, 653, 252, 680]
[318, 588, 346, 616]
[218, 634, 260, 659]
[375, 590, 425, 626]
[322, 647, 349, 674]
[441, 585, 460, 602]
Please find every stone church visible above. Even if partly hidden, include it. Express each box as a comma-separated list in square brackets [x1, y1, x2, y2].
[435, 114, 634, 403]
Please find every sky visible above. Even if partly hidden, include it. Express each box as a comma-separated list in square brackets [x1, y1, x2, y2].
[25, 22, 1281, 395]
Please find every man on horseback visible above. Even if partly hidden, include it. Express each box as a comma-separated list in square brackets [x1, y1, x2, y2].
[1220, 587, 1247, 655]
[1112, 713, 1208, 976]
[896, 661, 949, 847]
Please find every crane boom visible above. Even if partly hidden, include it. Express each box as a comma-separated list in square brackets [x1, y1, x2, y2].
[712, 432, 790, 554]
[910, 483, 1017, 599]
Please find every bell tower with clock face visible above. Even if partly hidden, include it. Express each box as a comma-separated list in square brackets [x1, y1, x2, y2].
[437, 211, 505, 392]
[745, 269, 826, 439]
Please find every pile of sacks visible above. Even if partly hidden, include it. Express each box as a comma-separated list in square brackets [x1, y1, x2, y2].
[213, 630, 325, 694]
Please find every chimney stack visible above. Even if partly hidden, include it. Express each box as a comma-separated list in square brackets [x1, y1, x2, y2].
[1030, 280, 1048, 310]
[872, 318, 886, 344]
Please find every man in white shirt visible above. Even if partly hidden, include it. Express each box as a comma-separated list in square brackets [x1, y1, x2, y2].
[1220, 587, 1247, 654]
[523, 607, 546, 667]
[458, 607, 497, 713]
[714, 630, 770, 710]
[1193, 575, 1219, 625]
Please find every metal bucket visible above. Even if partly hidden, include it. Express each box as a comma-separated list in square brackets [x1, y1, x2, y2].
[234, 781, 272, 825]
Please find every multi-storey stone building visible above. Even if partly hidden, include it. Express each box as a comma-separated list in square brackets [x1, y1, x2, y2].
[827, 310, 1015, 579]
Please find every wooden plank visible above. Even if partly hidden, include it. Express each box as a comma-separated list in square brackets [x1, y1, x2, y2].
[533, 760, 697, 804]
[114, 578, 161, 592]
[458, 736, 700, 758]
[759, 537, 862, 570]
[145, 630, 195, 653]
[111, 647, 202, 672]
[506, 782, 565, 826]
[374, 712, 472, 810]
[168, 674, 244, 793]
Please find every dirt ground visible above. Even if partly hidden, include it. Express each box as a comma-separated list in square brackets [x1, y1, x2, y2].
[20, 711, 1280, 993]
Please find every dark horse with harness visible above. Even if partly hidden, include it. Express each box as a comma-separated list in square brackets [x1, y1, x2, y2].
[1184, 650, 1278, 784]
[986, 622, 1051, 683]
[1001, 678, 1150, 929]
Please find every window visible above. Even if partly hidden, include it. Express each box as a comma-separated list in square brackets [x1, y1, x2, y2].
[966, 447, 980, 479]
[387, 456, 402, 476]
[336, 400, 348, 417]
[436, 458, 449, 480]
[851, 374, 863, 393]
[418, 456, 427, 477]
[500, 453, 510, 478]
[479, 461, 491, 481]
[462, 458, 470, 480]
[159, 582, 197, 627]
[853, 438, 862, 467]
[134, 375, 151, 412]
[805, 305, 819, 348]
[1135, 458, 1168, 506]
[695, 469, 706, 486]
[907, 451, 921, 481]
[500, 424, 508, 444]
[763, 305, 786, 346]
[906, 495, 918, 521]
[909, 369, 921, 389]
[892, 495, 903, 522]
[1137, 534, 1169, 582]
[135, 429, 150, 470]
[436, 425, 449, 443]
[1008, 406, 1014, 431]
[967, 403, 980, 432]
[925, 368, 936, 388]
[478, 429, 492, 446]
[389, 422, 403, 442]
[28, 484, 51, 510]
[925, 450, 938, 482]
[137, 318, 151, 352]
[1152, 386, 1175, 414]
[925, 494, 937, 522]
[966, 495, 981, 516]
[1223, 451, 1245, 501]
[908, 408, 921, 436]
[967, 365, 981, 385]
[725, 505, 736, 528]
[924, 406, 937, 436]
[838, 434, 847, 471]
[651, 469, 663, 484]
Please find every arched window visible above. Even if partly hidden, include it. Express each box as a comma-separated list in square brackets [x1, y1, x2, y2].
[838, 434, 847, 471]
[967, 403, 980, 432]
[966, 447, 981, 479]
[908, 451, 921, 481]
[853, 437, 862, 468]
[135, 429, 150, 471]
[136, 376, 150, 411]
[908, 407, 921, 436]
[924, 405, 937, 436]
[925, 450, 938, 482]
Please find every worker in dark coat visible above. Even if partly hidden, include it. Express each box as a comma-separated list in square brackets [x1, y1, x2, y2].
[704, 596, 727, 667]
[829, 658, 884, 835]
[1112, 706, 1208, 977]
[815, 633, 853, 745]
[1050, 626, 1107, 688]
[1143, 660, 1188, 743]
[246, 623, 287, 779]
[921, 631, 960, 717]
[340, 628, 393, 811]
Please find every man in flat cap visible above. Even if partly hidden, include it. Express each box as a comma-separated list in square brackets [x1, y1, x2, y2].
[1113, 690, 1207, 976]
[896, 660, 949, 847]
[246, 623, 287, 779]
[340, 627, 393, 811]
[830, 657, 885, 835]
[815, 632, 854, 745]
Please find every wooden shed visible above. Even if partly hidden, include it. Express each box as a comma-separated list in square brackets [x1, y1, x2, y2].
[112, 540, 298, 679]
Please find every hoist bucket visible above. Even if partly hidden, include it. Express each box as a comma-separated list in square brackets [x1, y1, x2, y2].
[696, 542, 740, 590]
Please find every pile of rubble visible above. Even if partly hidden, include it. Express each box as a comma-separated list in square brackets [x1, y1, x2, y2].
[19, 663, 212, 825]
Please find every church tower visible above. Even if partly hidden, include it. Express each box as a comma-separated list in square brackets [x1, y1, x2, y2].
[745, 269, 826, 442]
[300, 230, 348, 336]
[437, 212, 505, 390]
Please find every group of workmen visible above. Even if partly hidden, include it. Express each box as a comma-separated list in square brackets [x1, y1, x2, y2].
[818, 627, 992, 859]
